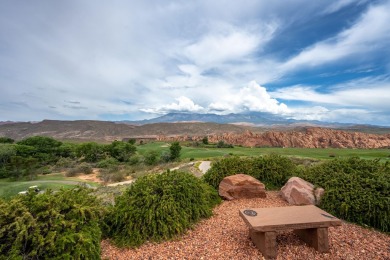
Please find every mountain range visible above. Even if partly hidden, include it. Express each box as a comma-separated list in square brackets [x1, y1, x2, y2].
[0, 112, 389, 146]
[125, 112, 345, 127]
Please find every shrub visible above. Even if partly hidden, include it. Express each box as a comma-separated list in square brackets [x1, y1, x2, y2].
[0, 188, 105, 259]
[202, 154, 297, 190]
[299, 157, 390, 232]
[78, 162, 93, 174]
[98, 167, 126, 183]
[216, 140, 233, 148]
[252, 154, 298, 189]
[65, 167, 79, 177]
[144, 150, 159, 165]
[104, 171, 221, 247]
[96, 157, 118, 168]
[55, 157, 75, 169]
[202, 156, 255, 189]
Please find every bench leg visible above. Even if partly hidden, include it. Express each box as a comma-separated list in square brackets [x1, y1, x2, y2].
[294, 227, 329, 252]
[249, 229, 277, 259]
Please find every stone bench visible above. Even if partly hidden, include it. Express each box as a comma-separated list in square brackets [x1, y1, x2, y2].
[239, 205, 342, 259]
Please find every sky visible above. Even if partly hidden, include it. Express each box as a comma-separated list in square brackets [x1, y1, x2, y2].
[1, 0, 390, 126]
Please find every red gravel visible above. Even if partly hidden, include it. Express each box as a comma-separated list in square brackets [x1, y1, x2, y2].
[101, 191, 390, 259]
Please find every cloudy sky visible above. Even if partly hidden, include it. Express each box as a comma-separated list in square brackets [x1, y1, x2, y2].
[1, 0, 390, 125]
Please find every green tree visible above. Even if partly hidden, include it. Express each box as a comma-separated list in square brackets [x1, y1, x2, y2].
[128, 139, 136, 145]
[9, 155, 39, 180]
[17, 136, 63, 164]
[17, 136, 62, 154]
[108, 141, 136, 162]
[169, 142, 181, 161]
[76, 142, 107, 162]
[202, 136, 209, 145]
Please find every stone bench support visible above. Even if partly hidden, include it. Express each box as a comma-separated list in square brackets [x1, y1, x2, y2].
[240, 205, 341, 259]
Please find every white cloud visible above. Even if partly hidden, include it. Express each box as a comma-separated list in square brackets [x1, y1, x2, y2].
[209, 81, 290, 114]
[281, 1, 390, 71]
[183, 24, 276, 67]
[271, 76, 390, 110]
[322, 0, 369, 14]
[140, 96, 204, 114]
[0, 1, 389, 125]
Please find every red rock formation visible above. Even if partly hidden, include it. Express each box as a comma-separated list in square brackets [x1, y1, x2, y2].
[157, 127, 390, 148]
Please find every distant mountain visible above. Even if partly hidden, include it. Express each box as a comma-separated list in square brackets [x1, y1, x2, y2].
[125, 112, 344, 127]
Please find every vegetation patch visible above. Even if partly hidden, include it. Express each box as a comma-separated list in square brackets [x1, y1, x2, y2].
[0, 188, 105, 259]
[104, 170, 221, 247]
[300, 157, 390, 232]
[203, 154, 298, 190]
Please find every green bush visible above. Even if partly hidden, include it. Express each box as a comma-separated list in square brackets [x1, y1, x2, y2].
[203, 154, 297, 190]
[0, 188, 105, 259]
[104, 171, 221, 247]
[55, 157, 75, 169]
[144, 150, 159, 165]
[202, 156, 255, 189]
[96, 157, 118, 168]
[299, 157, 390, 232]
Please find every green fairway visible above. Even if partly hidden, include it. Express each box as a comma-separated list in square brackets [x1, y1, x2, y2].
[0, 173, 100, 199]
[137, 141, 390, 160]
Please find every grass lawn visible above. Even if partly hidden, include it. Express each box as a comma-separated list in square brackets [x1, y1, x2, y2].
[0, 173, 100, 199]
[137, 142, 390, 161]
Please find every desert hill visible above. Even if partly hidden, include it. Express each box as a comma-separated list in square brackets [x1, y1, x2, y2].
[0, 120, 256, 142]
[0, 120, 390, 148]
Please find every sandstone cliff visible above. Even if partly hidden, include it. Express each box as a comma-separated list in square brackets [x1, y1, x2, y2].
[157, 127, 390, 148]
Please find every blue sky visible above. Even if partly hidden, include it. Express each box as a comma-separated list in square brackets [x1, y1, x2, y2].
[1, 0, 390, 125]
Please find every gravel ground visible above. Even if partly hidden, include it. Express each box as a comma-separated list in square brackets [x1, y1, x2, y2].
[101, 191, 390, 259]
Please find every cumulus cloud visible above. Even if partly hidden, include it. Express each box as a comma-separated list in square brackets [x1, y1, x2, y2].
[209, 81, 290, 114]
[0, 1, 389, 125]
[140, 96, 204, 114]
[142, 81, 290, 116]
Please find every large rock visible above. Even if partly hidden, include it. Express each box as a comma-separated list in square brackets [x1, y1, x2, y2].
[281, 177, 324, 205]
[219, 174, 266, 200]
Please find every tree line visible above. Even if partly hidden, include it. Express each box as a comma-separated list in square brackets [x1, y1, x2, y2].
[0, 136, 181, 179]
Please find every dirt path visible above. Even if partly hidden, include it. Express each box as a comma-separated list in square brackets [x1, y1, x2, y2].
[199, 161, 211, 174]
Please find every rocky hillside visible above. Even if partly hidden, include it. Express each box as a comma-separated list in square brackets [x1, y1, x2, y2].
[157, 127, 390, 148]
[1, 120, 389, 148]
[0, 120, 255, 142]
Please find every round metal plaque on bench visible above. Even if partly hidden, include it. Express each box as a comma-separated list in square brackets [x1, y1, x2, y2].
[243, 209, 257, 217]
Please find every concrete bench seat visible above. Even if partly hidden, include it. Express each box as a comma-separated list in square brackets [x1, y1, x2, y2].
[239, 205, 342, 259]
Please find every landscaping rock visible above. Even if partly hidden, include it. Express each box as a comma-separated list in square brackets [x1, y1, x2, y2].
[281, 177, 324, 205]
[219, 174, 266, 200]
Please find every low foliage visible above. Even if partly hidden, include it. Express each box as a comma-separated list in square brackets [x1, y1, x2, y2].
[203, 154, 297, 189]
[0, 188, 105, 259]
[104, 171, 221, 247]
[299, 157, 390, 232]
